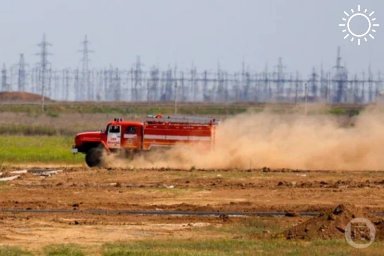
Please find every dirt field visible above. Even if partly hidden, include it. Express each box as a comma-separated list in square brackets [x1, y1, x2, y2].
[1, 166, 384, 254]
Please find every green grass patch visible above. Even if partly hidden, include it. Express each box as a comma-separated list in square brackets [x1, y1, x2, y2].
[0, 136, 83, 164]
[328, 106, 360, 116]
[0, 102, 253, 116]
[0, 124, 72, 136]
[1, 238, 384, 255]
[102, 239, 384, 256]
[1, 102, 364, 116]
[0, 246, 32, 256]
[43, 244, 85, 256]
[209, 218, 285, 236]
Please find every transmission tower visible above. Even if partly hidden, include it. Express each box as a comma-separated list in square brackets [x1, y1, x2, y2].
[310, 67, 318, 100]
[63, 68, 72, 101]
[17, 54, 26, 92]
[333, 46, 348, 103]
[79, 35, 93, 100]
[1, 64, 8, 92]
[275, 57, 285, 99]
[37, 34, 52, 111]
[132, 56, 143, 101]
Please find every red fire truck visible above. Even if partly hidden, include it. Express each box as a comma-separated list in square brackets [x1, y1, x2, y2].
[72, 114, 218, 167]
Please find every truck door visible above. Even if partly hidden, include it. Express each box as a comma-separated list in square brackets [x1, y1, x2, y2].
[122, 125, 143, 149]
[107, 125, 121, 149]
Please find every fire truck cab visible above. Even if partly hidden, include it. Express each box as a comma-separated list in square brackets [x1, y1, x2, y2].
[73, 115, 218, 167]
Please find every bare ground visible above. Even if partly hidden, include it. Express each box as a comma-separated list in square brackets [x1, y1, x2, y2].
[0, 166, 383, 250]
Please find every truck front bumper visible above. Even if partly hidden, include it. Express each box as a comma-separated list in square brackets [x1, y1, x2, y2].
[72, 146, 79, 154]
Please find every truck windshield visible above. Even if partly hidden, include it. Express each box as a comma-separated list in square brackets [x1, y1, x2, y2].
[109, 125, 121, 133]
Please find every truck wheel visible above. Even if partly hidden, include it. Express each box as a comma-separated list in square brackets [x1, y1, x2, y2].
[85, 147, 104, 167]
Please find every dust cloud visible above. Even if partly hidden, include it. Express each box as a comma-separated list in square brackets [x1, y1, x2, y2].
[110, 105, 384, 170]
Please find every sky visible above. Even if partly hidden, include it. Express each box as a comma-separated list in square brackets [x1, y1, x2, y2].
[0, 0, 383, 74]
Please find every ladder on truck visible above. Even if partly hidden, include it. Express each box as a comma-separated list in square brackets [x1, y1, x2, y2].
[145, 114, 218, 125]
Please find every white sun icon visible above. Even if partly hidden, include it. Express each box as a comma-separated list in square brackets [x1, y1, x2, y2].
[339, 4, 379, 46]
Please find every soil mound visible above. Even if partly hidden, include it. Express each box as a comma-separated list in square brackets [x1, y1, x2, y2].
[284, 203, 371, 240]
[0, 91, 51, 102]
